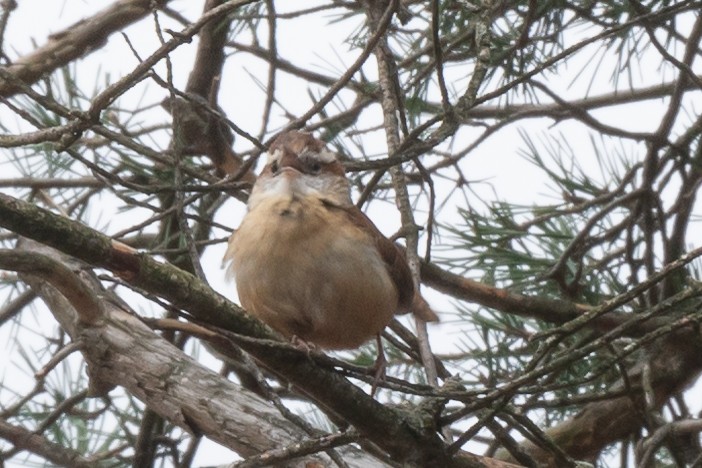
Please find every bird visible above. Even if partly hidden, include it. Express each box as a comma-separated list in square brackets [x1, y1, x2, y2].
[223, 130, 438, 351]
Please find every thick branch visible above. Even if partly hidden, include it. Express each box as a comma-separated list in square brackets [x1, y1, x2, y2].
[0, 419, 94, 468]
[165, 0, 252, 178]
[1, 247, 381, 467]
[0, 0, 172, 97]
[502, 327, 702, 465]
[0, 192, 467, 466]
[420, 261, 671, 337]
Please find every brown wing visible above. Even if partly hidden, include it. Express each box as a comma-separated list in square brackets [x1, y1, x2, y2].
[322, 200, 440, 322]
[321, 199, 415, 313]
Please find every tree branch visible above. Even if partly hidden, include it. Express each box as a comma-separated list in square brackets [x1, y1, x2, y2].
[0, 0, 173, 97]
[1, 244, 386, 467]
[0, 192, 471, 466]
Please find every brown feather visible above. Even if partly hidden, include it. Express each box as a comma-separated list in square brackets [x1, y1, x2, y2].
[227, 130, 438, 353]
[270, 131, 326, 155]
[320, 199, 427, 316]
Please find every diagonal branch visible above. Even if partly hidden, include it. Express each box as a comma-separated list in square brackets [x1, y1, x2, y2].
[0, 192, 462, 466]
[0, 246, 382, 467]
[0, 0, 174, 97]
[0, 418, 95, 468]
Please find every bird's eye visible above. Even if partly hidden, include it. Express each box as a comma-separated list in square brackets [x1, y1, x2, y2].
[270, 160, 279, 174]
[308, 161, 321, 174]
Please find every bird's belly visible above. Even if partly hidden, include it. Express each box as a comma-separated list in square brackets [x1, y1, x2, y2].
[227, 198, 398, 349]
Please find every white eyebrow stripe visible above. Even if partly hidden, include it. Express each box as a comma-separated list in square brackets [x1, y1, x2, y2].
[316, 149, 337, 163]
[266, 149, 283, 165]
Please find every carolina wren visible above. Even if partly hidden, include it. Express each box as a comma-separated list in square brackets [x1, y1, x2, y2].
[224, 131, 437, 349]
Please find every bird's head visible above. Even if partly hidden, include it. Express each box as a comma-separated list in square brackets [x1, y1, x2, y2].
[248, 131, 352, 209]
